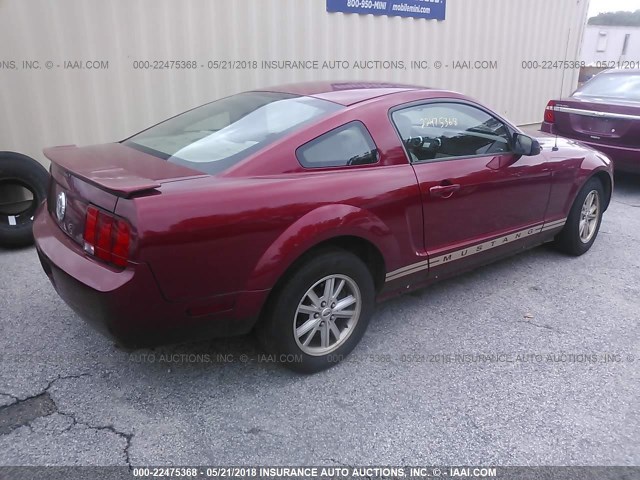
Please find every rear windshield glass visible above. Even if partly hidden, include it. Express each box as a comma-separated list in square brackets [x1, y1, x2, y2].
[124, 92, 343, 174]
[575, 72, 640, 101]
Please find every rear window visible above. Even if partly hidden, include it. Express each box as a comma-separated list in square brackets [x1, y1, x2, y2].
[575, 72, 640, 102]
[124, 92, 343, 174]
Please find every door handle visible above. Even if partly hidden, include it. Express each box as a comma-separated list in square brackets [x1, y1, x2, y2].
[430, 184, 460, 198]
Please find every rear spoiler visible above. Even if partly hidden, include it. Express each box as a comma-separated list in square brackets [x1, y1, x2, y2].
[44, 145, 162, 197]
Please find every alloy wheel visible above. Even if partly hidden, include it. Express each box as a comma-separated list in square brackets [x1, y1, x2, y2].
[293, 274, 362, 356]
[579, 190, 600, 244]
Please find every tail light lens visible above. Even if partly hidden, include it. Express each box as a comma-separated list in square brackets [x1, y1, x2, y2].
[544, 100, 556, 123]
[83, 205, 132, 268]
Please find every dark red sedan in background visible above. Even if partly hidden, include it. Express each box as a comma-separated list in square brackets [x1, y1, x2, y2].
[542, 69, 640, 173]
[34, 82, 613, 373]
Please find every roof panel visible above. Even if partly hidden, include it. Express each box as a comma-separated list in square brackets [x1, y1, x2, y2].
[254, 81, 426, 105]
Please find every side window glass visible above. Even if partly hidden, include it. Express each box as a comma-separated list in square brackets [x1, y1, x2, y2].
[392, 103, 512, 162]
[296, 121, 378, 168]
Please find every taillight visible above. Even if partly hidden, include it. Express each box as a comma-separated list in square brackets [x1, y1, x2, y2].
[83, 205, 132, 268]
[111, 219, 131, 267]
[544, 100, 556, 123]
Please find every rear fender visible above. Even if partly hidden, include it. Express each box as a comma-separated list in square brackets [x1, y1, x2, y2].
[245, 204, 398, 291]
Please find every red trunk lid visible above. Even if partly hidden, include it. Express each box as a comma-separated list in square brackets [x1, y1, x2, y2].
[553, 97, 640, 148]
[44, 143, 204, 247]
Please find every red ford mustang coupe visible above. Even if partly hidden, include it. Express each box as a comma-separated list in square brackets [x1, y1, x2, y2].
[34, 82, 613, 373]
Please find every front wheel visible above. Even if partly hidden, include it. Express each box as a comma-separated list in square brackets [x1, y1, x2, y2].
[554, 177, 604, 256]
[257, 249, 375, 373]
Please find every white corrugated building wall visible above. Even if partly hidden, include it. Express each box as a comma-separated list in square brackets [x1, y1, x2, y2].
[0, 0, 590, 165]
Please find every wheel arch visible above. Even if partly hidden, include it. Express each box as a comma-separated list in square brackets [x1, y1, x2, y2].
[562, 165, 613, 218]
[245, 204, 396, 295]
[277, 235, 387, 293]
[590, 170, 613, 211]
[253, 234, 386, 335]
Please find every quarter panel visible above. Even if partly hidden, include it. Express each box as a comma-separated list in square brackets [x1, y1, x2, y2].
[245, 204, 399, 291]
[134, 165, 422, 302]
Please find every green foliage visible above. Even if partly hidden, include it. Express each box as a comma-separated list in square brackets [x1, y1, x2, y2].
[588, 10, 640, 26]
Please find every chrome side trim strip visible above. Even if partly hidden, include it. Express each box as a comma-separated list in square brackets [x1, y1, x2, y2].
[544, 218, 567, 226]
[385, 262, 430, 282]
[385, 218, 567, 283]
[554, 106, 640, 121]
[540, 218, 567, 232]
[385, 259, 429, 279]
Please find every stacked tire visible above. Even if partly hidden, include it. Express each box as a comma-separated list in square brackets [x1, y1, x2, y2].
[0, 153, 49, 247]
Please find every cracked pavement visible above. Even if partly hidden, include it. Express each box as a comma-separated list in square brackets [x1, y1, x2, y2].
[0, 174, 639, 467]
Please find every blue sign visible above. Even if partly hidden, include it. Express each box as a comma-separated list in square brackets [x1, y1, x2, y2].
[327, 0, 446, 21]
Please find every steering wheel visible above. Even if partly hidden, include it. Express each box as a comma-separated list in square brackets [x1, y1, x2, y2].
[405, 136, 426, 148]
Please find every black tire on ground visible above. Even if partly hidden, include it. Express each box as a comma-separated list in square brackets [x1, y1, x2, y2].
[554, 177, 605, 256]
[0, 153, 49, 247]
[257, 248, 375, 374]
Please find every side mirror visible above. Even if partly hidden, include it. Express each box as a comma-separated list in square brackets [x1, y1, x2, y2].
[513, 133, 541, 156]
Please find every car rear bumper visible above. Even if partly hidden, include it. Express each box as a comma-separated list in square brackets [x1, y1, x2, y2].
[541, 122, 640, 173]
[33, 203, 264, 348]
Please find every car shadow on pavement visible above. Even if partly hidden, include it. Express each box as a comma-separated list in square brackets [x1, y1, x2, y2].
[122, 244, 572, 377]
[613, 172, 640, 197]
[119, 333, 290, 376]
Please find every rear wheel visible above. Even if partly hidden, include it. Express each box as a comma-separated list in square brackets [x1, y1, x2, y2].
[0, 154, 49, 247]
[554, 177, 604, 256]
[257, 249, 375, 373]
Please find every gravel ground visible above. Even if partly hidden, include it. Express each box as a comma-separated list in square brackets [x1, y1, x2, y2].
[0, 174, 638, 468]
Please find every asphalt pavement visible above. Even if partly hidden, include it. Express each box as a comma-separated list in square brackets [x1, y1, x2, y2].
[0, 174, 639, 467]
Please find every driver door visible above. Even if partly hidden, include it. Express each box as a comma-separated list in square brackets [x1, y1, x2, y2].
[391, 101, 552, 276]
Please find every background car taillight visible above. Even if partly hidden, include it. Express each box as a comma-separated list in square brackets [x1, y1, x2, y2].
[544, 100, 556, 123]
[83, 205, 131, 268]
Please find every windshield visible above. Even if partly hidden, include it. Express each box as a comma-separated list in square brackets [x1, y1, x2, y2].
[124, 91, 343, 174]
[574, 72, 640, 102]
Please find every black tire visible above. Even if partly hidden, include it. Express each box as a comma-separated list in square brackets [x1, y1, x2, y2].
[554, 177, 604, 256]
[257, 249, 375, 374]
[0, 153, 49, 247]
